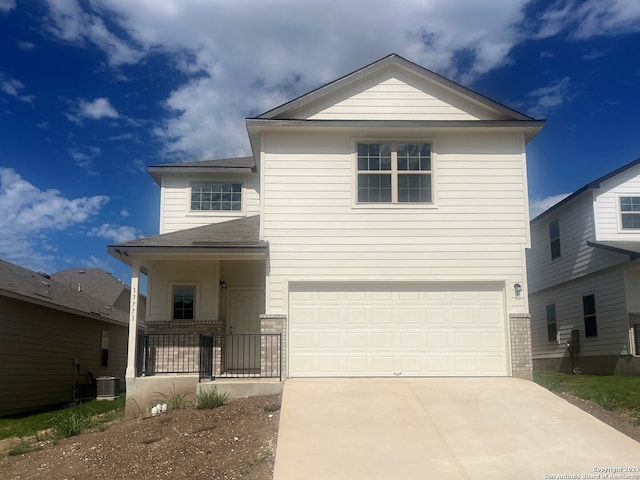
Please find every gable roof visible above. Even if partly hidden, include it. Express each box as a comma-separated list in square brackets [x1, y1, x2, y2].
[0, 259, 129, 326]
[147, 156, 256, 184]
[531, 157, 640, 224]
[108, 215, 267, 265]
[52, 268, 129, 307]
[246, 54, 545, 150]
[256, 54, 535, 121]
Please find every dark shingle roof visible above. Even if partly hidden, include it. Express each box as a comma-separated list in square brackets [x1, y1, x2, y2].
[52, 268, 128, 307]
[0, 259, 129, 325]
[147, 156, 256, 184]
[109, 215, 267, 250]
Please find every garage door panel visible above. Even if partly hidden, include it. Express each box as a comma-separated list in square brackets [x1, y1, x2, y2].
[289, 284, 507, 377]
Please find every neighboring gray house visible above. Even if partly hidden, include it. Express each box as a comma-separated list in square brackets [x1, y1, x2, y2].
[0, 260, 130, 416]
[53, 268, 146, 324]
[527, 158, 640, 375]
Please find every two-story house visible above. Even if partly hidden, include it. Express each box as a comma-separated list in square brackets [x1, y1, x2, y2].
[109, 54, 545, 412]
[527, 158, 640, 375]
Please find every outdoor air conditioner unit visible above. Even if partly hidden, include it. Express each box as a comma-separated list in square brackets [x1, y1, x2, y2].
[96, 376, 120, 400]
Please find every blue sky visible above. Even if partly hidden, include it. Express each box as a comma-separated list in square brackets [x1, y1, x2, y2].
[1, 0, 639, 284]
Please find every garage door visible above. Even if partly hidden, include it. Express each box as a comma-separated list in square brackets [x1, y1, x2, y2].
[289, 283, 508, 377]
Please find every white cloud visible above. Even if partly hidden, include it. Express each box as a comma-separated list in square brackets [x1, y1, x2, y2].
[0, 168, 109, 271]
[0, 74, 34, 103]
[527, 77, 574, 117]
[530, 193, 572, 219]
[43, 0, 143, 65]
[17, 40, 35, 51]
[67, 97, 119, 124]
[533, 0, 640, 40]
[88, 223, 142, 243]
[69, 145, 101, 173]
[119, 209, 130, 217]
[41, 0, 531, 160]
[0, 0, 15, 13]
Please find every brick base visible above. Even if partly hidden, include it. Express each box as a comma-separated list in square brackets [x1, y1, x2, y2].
[509, 313, 533, 380]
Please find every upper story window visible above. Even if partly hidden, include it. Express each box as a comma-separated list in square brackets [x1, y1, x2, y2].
[549, 219, 561, 260]
[357, 143, 432, 204]
[583, 294, 597, 338]
[172, 286, 195, 321]
[191, 183, 242, 211]
[620, 196, 640, 229]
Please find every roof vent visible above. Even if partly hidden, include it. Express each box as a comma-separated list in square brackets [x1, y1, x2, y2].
[37, 271, 51, 279]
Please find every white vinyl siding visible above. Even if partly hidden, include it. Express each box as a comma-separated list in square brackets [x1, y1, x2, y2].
[289, 71, 507, 121]
[289, 283, 507, 377]
[593, 164, 640, 240]
[147, 261, 220, 323]
[530, 268, 630, 359]
[528, 193, 608, 294]
[160, 174, 260, 234]
[262, 130, 530, 312]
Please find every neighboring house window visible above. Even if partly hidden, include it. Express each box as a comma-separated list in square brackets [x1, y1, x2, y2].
[100, 330, 109, 367]
[583, 294, 597, 337]
[173, 286, 195, 320]
[549, 219, 561, 260]
[546, 304, 557, 342]
[620, 197, 640, 229]
[357, 143, 432, 204]
[191, 183, 242, 211]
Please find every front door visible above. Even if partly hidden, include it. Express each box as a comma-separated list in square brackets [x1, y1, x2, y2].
[227, 288, 264, 371]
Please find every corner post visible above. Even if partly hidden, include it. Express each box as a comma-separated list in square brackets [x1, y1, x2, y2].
[125, 260, 140, 379]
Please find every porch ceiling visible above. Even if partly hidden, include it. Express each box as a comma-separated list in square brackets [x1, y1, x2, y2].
[587, 240, 640, 261]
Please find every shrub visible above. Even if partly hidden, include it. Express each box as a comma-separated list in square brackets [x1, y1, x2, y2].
[49, 405, 93, 439]
[154, 382, 192, 410]
[196, 387, 229, 409]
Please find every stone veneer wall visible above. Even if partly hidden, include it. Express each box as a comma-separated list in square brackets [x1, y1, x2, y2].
[509, 313, 533, 380]
[260, 314, 287, 379]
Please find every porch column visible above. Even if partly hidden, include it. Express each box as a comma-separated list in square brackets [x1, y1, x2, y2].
[125, 260, 140, 379]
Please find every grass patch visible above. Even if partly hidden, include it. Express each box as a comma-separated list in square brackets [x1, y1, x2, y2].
[154, 383, 192, 410]
[7, 438, 43, 456]
[0, 396, 125, 441]
[196, 387, 229, 409]
[534, 372, 640, 415]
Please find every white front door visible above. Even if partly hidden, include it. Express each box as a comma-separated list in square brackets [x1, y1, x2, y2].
[227, 289, 264, 371]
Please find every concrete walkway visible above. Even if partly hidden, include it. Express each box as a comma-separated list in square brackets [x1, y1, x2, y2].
[273, 378, 640, 480]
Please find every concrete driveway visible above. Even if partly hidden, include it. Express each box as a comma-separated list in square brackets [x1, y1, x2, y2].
[273, 378, 640, 480]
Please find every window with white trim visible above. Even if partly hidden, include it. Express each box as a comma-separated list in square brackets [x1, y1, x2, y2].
[191, 183, 242, 211]
[172, 286, 195, 321]
[620, 196, 640, 229]
[357, 143, 432, 204]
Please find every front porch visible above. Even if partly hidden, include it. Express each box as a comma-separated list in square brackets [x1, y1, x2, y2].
[136, 333, 282, 381]
[125, 331, 284, 416]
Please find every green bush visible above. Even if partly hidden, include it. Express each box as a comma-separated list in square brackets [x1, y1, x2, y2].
[154, 382, 192, 410]
[49, 405, 93, 439]
[196, 387, 229, 409]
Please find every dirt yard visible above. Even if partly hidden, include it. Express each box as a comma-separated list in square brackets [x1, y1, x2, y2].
[1, 390, 639, 480]
[0, 394, 282, 480]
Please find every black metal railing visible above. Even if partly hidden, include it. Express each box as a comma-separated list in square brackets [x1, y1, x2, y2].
[136, 333, 281, 381]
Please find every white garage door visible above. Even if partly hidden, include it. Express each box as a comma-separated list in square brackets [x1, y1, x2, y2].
[289, 283, 508, 377]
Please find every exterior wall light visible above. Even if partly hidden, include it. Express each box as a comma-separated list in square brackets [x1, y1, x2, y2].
[514, 283, 522, 297]
[220, 280, 227, 289]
